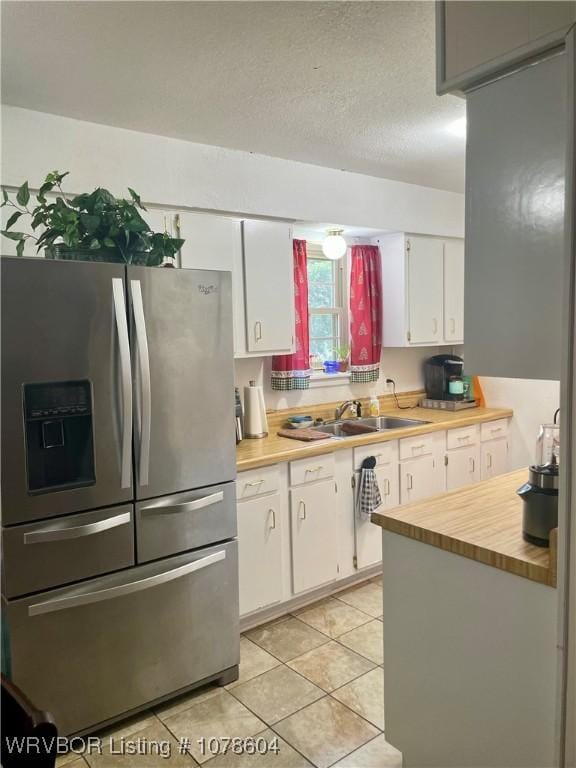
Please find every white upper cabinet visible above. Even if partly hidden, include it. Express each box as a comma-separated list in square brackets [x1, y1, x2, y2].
[177, 211, 240, 273]
[378, 233, 465, 347]
[443, 239, 465, 344]
[407, 236, 444, 344]
[240, 220, 295, 356]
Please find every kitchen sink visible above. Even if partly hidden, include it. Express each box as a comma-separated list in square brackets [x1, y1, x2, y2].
[310, 415, 430, 438]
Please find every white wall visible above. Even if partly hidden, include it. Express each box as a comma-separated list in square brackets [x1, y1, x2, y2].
[236, 346, 440, 412]
[1, 106, 464, 238]
[480, 377, 560, 469]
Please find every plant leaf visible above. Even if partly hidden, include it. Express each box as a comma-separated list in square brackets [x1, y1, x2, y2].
[128, 187, 146, 210]
[16, 182, 30, 207]
[103, 237, 116, 248]
[2, 230, 28, 242]
[5, 211, 23, 230]
[89, 238, 101, 250]
[79, 213, 100, 234]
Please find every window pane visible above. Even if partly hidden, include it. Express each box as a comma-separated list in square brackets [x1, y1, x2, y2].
[308, 283, 334, 308]
[310, 338, 338, 361]
[310, 313, 337, 338]
[307, 259, 333, 283]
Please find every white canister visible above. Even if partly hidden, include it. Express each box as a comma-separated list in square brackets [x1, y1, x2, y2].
[244, 381, 269, 438]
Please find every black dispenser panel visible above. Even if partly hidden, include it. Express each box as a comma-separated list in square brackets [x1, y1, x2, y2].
[23, 380, 96, 494]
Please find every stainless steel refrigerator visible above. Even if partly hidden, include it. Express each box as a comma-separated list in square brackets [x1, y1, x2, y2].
[1, 256, 239, 735]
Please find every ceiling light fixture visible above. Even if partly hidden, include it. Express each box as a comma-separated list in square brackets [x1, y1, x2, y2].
[446, 116, 467, 138]
[322, 229, 347, 260]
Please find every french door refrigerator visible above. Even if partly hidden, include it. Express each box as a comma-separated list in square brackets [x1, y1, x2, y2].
[1, 256, 239, 735]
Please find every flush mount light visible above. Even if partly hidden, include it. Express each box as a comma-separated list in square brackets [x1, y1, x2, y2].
[446, 116, 467, 138]
[322, 229, 347, 260]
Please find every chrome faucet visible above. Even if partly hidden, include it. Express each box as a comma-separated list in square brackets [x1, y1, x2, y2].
[334, 400, 359, 421]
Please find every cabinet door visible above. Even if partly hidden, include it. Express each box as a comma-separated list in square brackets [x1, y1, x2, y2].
[243, 220, 295, 353]
[355, 463, 399, 570]
[481, 439, 509, 481]
[237, 493, 283, 616]
[290, 479, 338, 594]
[407, 236, 444, 344]
[400, 455, 444, 504]
[178, 212, 240, 272]
[444, 239, 464, 343]
[446, 445, 480, 491]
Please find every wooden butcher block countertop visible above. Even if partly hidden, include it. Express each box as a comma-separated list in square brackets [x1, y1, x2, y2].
[236, 405, 513, 472]
[372, 469, 557, 587]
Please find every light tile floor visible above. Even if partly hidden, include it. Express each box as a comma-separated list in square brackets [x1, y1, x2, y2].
[60, 578, 401, 768]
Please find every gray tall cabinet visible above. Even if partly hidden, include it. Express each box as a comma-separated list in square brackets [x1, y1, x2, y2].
[436, 0, 575, 380]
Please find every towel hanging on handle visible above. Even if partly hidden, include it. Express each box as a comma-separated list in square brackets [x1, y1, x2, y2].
[356, 456, 382, 518]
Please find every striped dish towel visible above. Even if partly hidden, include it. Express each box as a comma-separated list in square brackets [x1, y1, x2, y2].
[357, 466, 382, 518]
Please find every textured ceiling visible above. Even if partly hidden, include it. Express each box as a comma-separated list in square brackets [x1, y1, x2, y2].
[1, 1, 466, 192]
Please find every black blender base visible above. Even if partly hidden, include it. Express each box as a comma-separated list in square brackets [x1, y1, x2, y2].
[522, 531, 550, 548]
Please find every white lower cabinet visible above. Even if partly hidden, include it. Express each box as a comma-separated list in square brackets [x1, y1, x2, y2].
[481, 438, 509, 480]
[290, 479, 338, 594]
[237, 492, 283, 615]
[400, 455, 445, 504]
[446, 445, 480, 490]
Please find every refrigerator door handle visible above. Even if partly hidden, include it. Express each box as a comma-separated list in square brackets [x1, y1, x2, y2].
[112, 278, 133, 489]
[141, 491, 224, 516]
[130, 279, 152, 487]
[28, 550, 226, 617]
[24, 512, 131, 544]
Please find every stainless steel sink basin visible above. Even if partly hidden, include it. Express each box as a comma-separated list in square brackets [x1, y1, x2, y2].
[309, 415, 430, 438]
[354, 416, 430, 430]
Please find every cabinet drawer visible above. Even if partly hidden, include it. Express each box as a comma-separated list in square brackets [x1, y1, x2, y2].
[7, 541, 239, 735]
[354, 440, 399, 470]
[481, 419, 509, 442]
[2, 505, 134, 599]
[399, 433, 437, 460]
[447, 425, 480, 450]
[136, 482, 236, 563]
[237, 466, 280, 499]
[290, 453, 335, 486]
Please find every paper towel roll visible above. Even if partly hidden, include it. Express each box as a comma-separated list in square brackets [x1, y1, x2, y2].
[244, 381, 268, 438]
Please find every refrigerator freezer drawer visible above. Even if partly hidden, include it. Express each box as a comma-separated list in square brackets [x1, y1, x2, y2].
[4, 541, 239, 735]
[2, 505, 135, 599]
[135, 482, 237, 563]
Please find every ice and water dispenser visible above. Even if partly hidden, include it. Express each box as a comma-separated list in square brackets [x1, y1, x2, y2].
[23, 380, 95, 493]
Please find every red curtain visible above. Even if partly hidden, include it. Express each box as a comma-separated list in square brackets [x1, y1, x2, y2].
[271, 239, 311, 390]
[349, 245, 382, 383]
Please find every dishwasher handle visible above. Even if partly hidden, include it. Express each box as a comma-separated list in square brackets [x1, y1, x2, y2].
[28, 550, 226, 617]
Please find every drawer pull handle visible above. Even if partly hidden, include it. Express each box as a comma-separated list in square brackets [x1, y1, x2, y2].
[384, 478, 391, 496]
[487, 452, 493, 469]
[28, 550, 226, 617]
[269, 508, 276, 530]
[245, 479, 265, 489]
[411, 444, 425, 452]
[24, 512, 131, 544]
[490, 427, 502, 434]
[406, 473, 413, 491]
[469, 457, 476, 473]
[305, 466, 323, 474]
[298, 500, 307, 520]
[254, 321, 262, 342]
[457, 435, 470, 442]
[141, 491, 224, 515]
